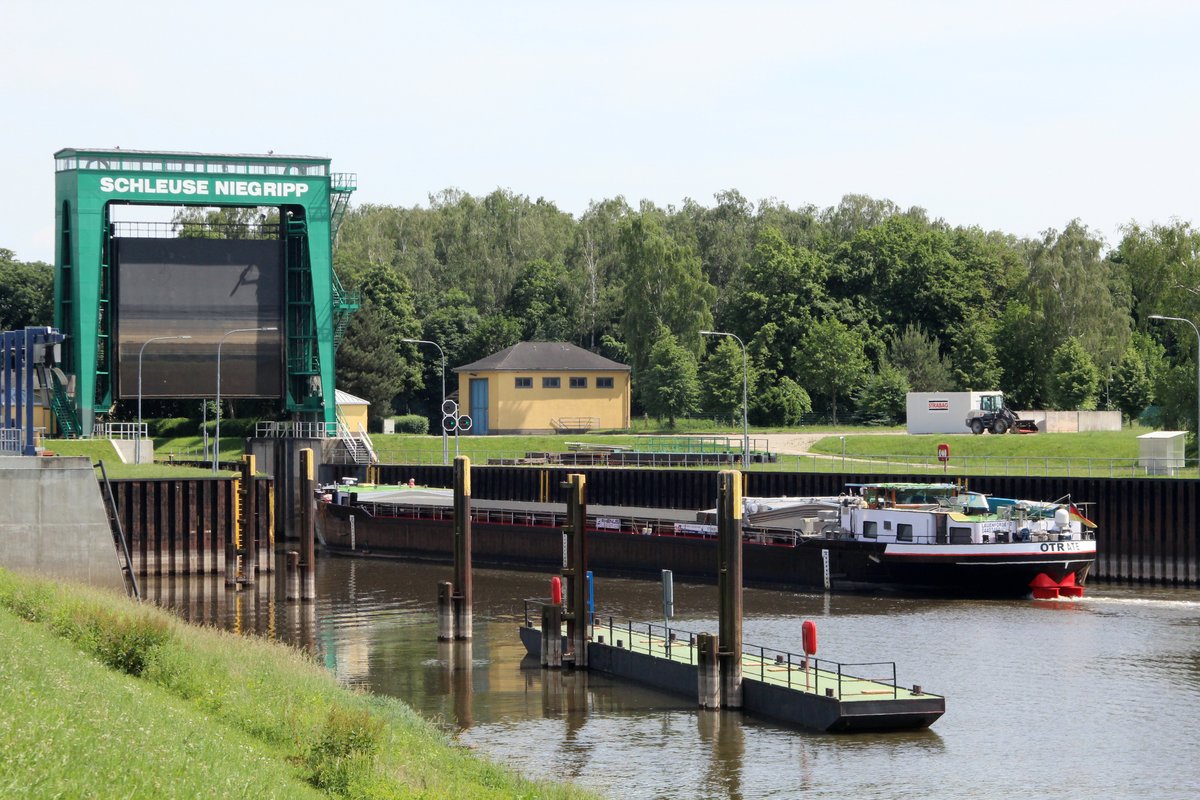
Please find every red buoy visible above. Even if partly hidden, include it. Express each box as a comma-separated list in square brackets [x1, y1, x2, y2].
[550, 576, 563, 605]
[801, 620, 818, 655]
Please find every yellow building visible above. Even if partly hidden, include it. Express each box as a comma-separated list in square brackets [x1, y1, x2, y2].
[453, 342, 631, 434]
[335, 389, 370, 434]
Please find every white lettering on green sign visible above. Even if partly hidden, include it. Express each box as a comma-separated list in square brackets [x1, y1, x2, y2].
[98, 176, 310, 198]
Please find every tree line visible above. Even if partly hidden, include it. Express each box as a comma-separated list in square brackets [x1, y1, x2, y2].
[3, 190, 1198, 433]
[332, 189, 1198, 432]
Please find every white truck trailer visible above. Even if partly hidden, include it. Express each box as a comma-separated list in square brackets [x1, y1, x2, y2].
[905, 391, 999, 435]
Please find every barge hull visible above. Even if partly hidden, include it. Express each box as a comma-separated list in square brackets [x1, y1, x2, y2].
[320, 503, 1089, 596]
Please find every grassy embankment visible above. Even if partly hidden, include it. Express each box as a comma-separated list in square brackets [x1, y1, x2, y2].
[808, 429, 1143, 459]
[0, 568, 597, 800]
[802, 427, 1176, 478]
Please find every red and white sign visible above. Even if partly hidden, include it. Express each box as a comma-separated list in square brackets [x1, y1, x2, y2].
[928, 399, 950, 412]
[937, 443, 950, 462]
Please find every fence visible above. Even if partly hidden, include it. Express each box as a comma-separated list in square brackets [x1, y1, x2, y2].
[522, 601, 919, 700]
[93, 422, 147, 440]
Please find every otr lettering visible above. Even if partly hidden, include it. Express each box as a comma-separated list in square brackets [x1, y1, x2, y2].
[99, 176, 310, 198]
[1039, 542, 1081, 552]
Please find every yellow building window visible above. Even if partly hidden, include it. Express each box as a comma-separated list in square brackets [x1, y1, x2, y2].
[597, 377, 614, 389]
[542, 377, 560, 389]
[515, 377, 532, 388]
[569, 377, 588, 389]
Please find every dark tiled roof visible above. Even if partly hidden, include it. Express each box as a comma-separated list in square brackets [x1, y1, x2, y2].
[454, 342, 629, 372]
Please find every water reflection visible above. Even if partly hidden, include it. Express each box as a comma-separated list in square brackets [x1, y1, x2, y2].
[145, 559, 1200, 800]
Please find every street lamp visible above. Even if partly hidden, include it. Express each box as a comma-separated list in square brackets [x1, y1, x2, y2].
[700, 330, 749, 465]
[213, 326, 277, 474]
[137, 335, 191, 465]
[1149, 314, 1200, 438]
[401, 338, 447, 465]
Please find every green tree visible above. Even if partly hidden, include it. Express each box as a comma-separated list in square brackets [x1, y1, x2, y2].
[336, 303, 408, 428]
[640, 331, 701, 427]
[750, 376, 811, 426]
[1115, 220, 1200, 325]
[1049, 337, 1100, 410]
[947, 313, 1002, 390]
[855, 362, 911, 426]
[995, 300, 1047, 407]
[570, 197, 630, 348]
[506, 259, 580, 342]
[720, 226, 828, 361]
[888, 324, 953, 391]
[1025, 220, 1131, 371]
[338, 263, 422, 426]
[461, 314, 524, 366]
[0, 249, 53, 330]
[701, 337, 754, 422]
[618, 208, 715, 377]
[795, 318, 869, 424]
[1110, 346, 1153, 425]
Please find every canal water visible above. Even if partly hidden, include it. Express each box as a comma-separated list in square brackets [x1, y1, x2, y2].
[145, 559, 1200, 800]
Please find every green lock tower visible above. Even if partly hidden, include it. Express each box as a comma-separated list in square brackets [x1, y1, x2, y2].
[52, 149, 358, 436]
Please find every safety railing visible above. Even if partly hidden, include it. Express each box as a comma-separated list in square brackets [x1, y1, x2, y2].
[337, 497, 807, 546]
[520, 601, 927, 700]
[254, 420, 339, 439]
[93, 422, 147, 440]
[0, 427, 22, 453]
[110, 220, 281, 240]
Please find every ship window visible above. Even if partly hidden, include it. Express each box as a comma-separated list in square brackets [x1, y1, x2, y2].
[883, 521, 892, 531]
[862, 521, 878, 539]
[897, 523, 913, 542]
[949, 526, 973, 544]
[515, 377, 532, 388]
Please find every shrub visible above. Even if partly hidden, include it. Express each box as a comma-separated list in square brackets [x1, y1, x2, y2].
[304, 706, 385, 795]
[2, 583, 54, 623]
[88, 610, 172, 677]
[392, 414, 429, 435]
[199, 418, 261, 437]
[150, 417, 197, 437]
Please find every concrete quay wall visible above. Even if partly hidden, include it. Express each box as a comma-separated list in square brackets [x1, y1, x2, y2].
[0, 456, 124, 592]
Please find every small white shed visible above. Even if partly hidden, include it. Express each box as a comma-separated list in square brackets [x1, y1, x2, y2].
[1138, 431, 1188, 475]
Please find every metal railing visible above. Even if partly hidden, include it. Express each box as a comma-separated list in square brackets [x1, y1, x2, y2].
[93, 422, 147, 440]
[110, 221, 281, 240]
[254, 420, 339, 439]
[520, 601, 922, 700]
[340, 499, 815, 554]
[0, 428, 21, 453]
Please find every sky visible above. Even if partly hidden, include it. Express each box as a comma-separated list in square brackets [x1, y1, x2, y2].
[3, 0, 1199, 264]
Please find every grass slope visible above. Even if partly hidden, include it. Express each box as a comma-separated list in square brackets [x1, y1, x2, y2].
[808, 430, 1144, 459]
[0, 570, 598, 800]
[0, 608, 326, 799]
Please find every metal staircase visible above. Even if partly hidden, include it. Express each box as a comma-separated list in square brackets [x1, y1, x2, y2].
[329, 172, 357, 245]
[335, 414, 376, 465]
[38, 365, 82, 438]
[331, 270, 359, 352]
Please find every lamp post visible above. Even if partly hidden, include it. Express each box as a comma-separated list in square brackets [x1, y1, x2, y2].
[401, 338, 447, 465]
[213, 326, 277, 474]
[137, 335, 191, 465]
[1149, 314, 1200, 439]
[700, 330, 749, 465]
